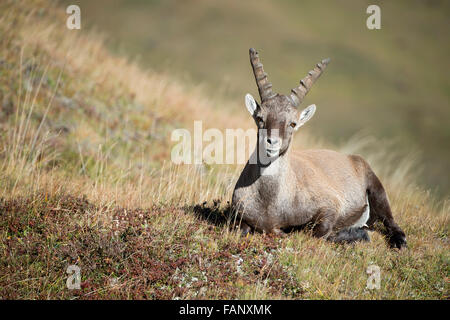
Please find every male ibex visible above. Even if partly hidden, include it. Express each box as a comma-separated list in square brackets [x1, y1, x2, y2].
[232, 48, 407, 249]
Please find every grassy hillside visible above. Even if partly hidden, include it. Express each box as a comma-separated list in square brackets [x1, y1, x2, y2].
[60, 0, 450, 198]
[0, 0, 448, 299]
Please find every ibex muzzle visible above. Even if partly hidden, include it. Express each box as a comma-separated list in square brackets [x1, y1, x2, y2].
[232, 48, 407, 249]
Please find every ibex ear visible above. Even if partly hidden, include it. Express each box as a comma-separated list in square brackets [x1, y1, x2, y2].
[296, 104, 316, 129]
[245, 93, 259, 116]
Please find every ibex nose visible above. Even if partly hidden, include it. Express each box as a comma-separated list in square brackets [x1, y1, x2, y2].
[266, 136, 280, 146]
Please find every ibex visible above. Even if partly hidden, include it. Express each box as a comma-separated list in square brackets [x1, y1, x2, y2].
[232, 48, 407, 249]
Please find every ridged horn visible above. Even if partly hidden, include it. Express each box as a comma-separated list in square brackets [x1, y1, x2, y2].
[289, 58, 330, 107]
[249, 48, 277, 102]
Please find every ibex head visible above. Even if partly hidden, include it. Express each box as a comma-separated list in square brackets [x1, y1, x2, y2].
[245, 48, 330, 159]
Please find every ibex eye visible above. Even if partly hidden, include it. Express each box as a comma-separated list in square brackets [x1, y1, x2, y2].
[290, 122, 297, 128]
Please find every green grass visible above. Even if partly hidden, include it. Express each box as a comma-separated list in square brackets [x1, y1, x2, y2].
[0, 0, 448, 299]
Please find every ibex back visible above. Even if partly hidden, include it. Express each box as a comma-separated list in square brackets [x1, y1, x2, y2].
[232, 48, 407, 249]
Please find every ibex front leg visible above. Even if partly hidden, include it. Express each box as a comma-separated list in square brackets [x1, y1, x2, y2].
[239, 220, 251, 236]
[271, 228, 287, 237]
[311, 210, 337, 240]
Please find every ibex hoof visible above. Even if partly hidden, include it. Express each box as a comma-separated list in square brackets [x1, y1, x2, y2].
[239, 221, 251, 236]
[388, 231, 407, 249]
[272, 228, 287, 237]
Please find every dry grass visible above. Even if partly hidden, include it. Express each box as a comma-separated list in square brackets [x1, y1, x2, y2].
[61, 0, 450, 197]
[0, 0, 448, 299]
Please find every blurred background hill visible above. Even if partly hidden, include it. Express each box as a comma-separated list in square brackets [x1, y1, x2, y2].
[60, 0, 450, 197]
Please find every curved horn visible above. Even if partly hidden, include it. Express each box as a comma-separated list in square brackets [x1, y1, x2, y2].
[289, 58, 330, 107]
[249, 48, 276, 102]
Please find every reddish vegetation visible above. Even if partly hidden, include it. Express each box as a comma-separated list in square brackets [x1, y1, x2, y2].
[0, 194, 304, 299]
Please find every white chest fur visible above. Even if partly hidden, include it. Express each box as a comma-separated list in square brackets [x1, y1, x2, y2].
[260, 157, 281, 176]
